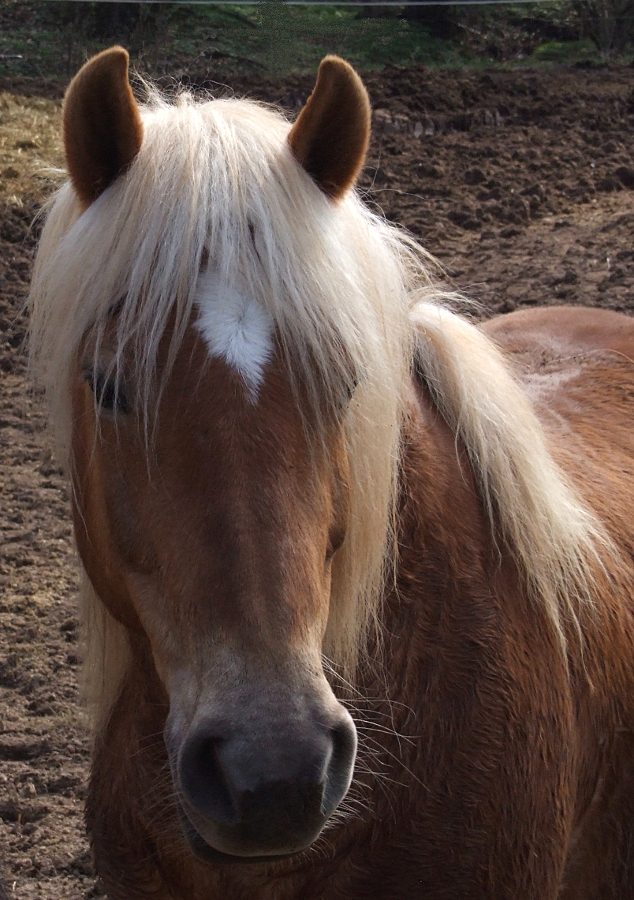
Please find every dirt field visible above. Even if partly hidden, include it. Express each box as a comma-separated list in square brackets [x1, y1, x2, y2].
[2, 61, 634, 899]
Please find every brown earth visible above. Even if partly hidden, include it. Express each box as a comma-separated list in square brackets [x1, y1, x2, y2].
[2, 61, 634, 899]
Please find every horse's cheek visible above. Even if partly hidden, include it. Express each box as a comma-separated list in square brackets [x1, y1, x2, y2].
[72, 485, 143, 632]
[70, 386, 143, 632]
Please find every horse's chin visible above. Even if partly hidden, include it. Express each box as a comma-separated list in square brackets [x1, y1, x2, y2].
[178, 802, 312, 866]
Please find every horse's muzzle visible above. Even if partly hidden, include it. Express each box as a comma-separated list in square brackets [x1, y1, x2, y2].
[177, 710, 357, 859]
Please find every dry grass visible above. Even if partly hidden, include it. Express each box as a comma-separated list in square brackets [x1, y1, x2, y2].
[0, 92, 63, 208]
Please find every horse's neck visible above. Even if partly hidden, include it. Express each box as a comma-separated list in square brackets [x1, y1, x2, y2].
[357, 378, 519, 721]
[393, 378, 493, 620]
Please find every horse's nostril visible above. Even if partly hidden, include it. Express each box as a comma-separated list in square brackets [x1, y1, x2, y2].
[180, 736, 238, 825]
[332, 717, 357, 764]
[322, 715, 357, 817]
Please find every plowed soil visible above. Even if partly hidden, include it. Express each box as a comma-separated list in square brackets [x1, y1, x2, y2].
[2, 61, 634, 899]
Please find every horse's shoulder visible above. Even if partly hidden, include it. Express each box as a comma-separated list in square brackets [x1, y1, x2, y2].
[482, 305, 634, 362]
[477, 306, 634, 506]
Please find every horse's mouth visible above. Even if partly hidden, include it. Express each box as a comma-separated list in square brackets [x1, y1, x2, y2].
[177, 801, 308, 866]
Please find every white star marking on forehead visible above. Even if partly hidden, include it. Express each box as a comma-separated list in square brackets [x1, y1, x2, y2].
[194, 270, 274, 401]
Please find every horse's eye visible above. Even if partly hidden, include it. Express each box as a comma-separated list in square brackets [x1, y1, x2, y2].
[335, 375, 358, 413]
[84, 370, 129, 415]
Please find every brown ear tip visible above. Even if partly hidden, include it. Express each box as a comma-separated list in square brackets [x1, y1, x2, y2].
[317, 56, 370, 116]
[76, 46, 130, 81]
[93, 45, 129, 61]
[318, 55, 362, 83]
[104, 46, 130, 69]
[319, 54, 348, 69]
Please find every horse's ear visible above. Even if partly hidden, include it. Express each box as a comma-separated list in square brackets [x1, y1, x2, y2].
[63, 46, 143, 206]
[288, 56, 370, 201]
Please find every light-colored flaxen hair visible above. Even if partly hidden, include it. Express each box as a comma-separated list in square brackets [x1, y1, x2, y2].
[30, 89, 602, 729]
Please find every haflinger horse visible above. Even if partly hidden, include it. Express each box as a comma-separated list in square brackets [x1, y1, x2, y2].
[28, 46, 634, 899]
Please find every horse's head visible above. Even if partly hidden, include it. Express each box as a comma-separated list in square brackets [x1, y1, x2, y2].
[56, 48, 384, 861]
[73, 303, 357, 862]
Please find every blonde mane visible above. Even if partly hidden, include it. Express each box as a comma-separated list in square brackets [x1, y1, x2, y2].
[29, 89, 601, 730]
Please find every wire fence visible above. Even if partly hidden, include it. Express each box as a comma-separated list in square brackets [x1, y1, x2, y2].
[36, 0, 573, 5]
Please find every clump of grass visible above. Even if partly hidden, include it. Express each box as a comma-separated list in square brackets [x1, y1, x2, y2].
[0, 92, 62, 207]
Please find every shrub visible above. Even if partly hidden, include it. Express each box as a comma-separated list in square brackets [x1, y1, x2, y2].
[572, 0, 634, 55]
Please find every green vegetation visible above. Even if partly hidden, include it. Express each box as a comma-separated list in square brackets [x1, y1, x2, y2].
[0, 0, 632, 83]
[0, 2, 457, 79]
[529, 37, 597, 60]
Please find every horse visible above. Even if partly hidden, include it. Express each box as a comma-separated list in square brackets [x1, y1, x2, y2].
[28, 46, 634, 899]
